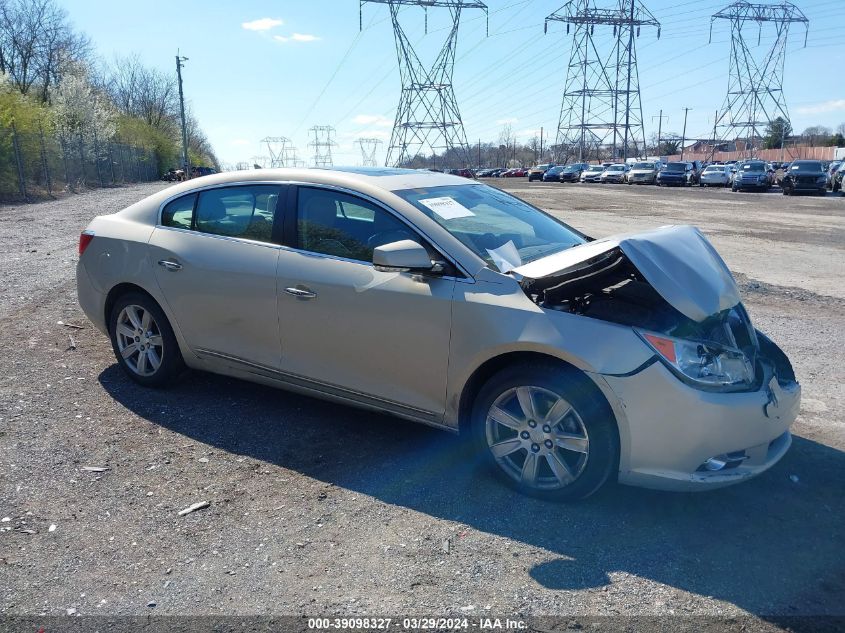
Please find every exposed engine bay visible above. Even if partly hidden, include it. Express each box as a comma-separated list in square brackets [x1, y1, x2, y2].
[516, 247, 759, 366]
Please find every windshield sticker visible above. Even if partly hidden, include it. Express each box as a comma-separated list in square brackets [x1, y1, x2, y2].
[486, 240, 522, 273]
[419, 196, 475, 220]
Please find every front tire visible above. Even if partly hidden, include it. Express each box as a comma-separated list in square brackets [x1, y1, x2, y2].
[471, 363, 618, 501]
[109, 292, 185, 388]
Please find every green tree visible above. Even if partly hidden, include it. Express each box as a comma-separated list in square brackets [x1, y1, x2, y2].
[763, 117, 792, 149]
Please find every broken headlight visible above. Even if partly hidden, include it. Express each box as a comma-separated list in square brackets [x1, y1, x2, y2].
[636, 329, 754, 390]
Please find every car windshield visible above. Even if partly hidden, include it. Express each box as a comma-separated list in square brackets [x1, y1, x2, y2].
[790, 161, 823, 172]
[665, 162, 686, 172]
[742, 162, 765, 172]
[633, 163, 654, 169]
[393, 184, 586, 272]
[585, 166, 603, 172]
[535, 164, 551, 170]
[608, 165, 625, 171]
[563, 165, 580, 172]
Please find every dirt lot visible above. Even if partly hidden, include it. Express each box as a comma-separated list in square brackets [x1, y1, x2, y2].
[1, 180, 844, 623]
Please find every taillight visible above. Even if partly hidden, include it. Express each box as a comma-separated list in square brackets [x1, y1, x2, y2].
[79, 231, 95, 256]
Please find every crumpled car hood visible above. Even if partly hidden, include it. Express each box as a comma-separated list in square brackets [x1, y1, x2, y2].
[511, 225, 741, 322]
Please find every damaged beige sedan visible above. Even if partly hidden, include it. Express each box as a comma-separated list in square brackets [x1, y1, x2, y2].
[77, 168, 800, 499]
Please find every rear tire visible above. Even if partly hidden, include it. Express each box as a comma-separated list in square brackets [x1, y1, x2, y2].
[109, 292, 185, 388]
[470, 363, 618, 501]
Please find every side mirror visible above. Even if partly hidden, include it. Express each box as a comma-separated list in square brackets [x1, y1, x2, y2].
[373, 239, 433, 272]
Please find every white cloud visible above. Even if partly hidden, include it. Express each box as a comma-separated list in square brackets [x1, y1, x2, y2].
[274, 33, 320, 43]
[795, 99, 845, 115]
[242, 17, 283, 31]
[496, 117, 519, 125]
[353, 114, 392, 127]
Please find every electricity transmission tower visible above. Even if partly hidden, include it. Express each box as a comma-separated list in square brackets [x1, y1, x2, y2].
[309, 126, 338, 167]
[545, 0, 659, 162]
[357, 138, 383, 166]
[710, 2, 808, 155]
[359, 0, 487, 168]
[261, 136, 292, 167]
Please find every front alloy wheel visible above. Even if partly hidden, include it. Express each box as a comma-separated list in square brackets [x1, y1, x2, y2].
[472, 363, 618, 500]
[486, 386, 589, 491]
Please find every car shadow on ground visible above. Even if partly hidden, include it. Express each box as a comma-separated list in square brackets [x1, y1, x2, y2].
[99, 365, 845, 617]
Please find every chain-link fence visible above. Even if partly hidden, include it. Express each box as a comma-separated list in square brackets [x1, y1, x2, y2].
[0, 122, 160, 203]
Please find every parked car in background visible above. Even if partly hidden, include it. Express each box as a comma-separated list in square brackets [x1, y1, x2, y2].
[528, 164, 554, 182]
[780, 160, 828, 196]
[656, 162, 692, 186]
[542, 166, 566, 182]
[163, 169, 185, 182]
[77, 167, 800, 500]
[699, 164, 732, 187]
[732, 161, 772, 192]
[580, 165, 604, 183]
[600, 164, 629, 184]
[827, 161, 842, 189]
[627, 162, 659, 185]
[475, 168, 496, 178]
[686, 161, 702, 185]
[833, 165, 844, 193]
[559, 163, 589, 183]
[447, 169, 476, 179]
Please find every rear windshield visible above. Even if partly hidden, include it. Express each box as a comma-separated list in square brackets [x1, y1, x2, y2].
[790, 161, 823, 172]
[704, 165, 724, 172]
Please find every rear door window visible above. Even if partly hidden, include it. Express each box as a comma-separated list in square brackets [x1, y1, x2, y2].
[194, 186, 281, 242]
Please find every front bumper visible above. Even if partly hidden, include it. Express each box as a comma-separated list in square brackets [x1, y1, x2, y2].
[601, 175, 625, 183]
[600, 353, 800, 491]
[657, 175, 686, 185]
[629, 173, 656, 183]
[735, 179, 770, 190]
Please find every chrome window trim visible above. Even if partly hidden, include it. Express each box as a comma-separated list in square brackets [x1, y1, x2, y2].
[155, 179, 473, 281]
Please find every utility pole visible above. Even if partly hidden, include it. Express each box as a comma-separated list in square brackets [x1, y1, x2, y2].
[710, 109, 719, 162]
[652, 109, 668, 155]
[175, 52, 190, 178]
[539, 127, 544, 162]
[478, 139, 481, 168]
[680, 107, 691, 160]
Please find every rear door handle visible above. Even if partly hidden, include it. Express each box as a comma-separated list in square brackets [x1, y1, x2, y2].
[284, 286, 316, 299]
[158, 259, 182, 272]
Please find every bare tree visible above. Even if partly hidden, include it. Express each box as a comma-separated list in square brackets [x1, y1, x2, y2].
[102, 54, 178, 130]
[802, 125, 831, 146]
[0, 0, 89, 100]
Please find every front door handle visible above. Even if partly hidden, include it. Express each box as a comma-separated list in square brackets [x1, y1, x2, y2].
[284, 286, 316, 299]
[158, 259, 182, 272]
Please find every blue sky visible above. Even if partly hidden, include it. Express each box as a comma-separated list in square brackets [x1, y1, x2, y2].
[64, 0, 844, 166]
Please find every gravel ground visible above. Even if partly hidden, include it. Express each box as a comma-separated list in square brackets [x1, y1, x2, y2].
[1, 181, 844, 623]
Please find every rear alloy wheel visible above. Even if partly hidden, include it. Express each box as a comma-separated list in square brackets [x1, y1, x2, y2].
[472, 364, 617, 500]
[109, 292, 184, 387]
